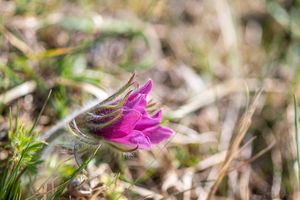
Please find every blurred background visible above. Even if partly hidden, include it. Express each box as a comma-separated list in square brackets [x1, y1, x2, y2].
[1, 0, 300, 199]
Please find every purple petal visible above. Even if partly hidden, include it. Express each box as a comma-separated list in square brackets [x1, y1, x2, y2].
[142, 125, 173, 144]
[125, 94, 147, 113]
[128, 80, 153, 101]
[135, 110, 162, 130]
[107, 130, 152, 149]
[101, 109, 141, 139]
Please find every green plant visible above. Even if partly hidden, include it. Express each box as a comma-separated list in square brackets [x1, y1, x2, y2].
[0, 91, 51, 200]
[0, 110, 45, 200]
[294, 95, 300, 181]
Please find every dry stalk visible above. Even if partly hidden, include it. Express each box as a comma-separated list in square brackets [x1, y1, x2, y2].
[207, 89, 262, 199]
[0, 80, 37, 105]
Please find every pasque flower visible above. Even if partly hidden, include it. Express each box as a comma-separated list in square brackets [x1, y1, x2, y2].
[68, 74, 173, 150]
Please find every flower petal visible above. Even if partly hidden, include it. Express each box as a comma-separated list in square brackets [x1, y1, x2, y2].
[142, 125, 173, 144]
[125, 94, 147, 113]
[108, 130, 151, 149]
[135, 110, 162, 130]
[100, 109, 141, 139]
[128, 80, 153, 101]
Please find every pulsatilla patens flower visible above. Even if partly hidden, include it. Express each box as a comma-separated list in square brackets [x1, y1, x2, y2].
[68, 74, 173, 150]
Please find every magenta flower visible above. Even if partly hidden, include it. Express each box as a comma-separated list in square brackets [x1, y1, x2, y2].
[68, 75, 173, 150]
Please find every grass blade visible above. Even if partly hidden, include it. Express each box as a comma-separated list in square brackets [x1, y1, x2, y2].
[52, 144, 101, 199]
[294, 95, 300, 181]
